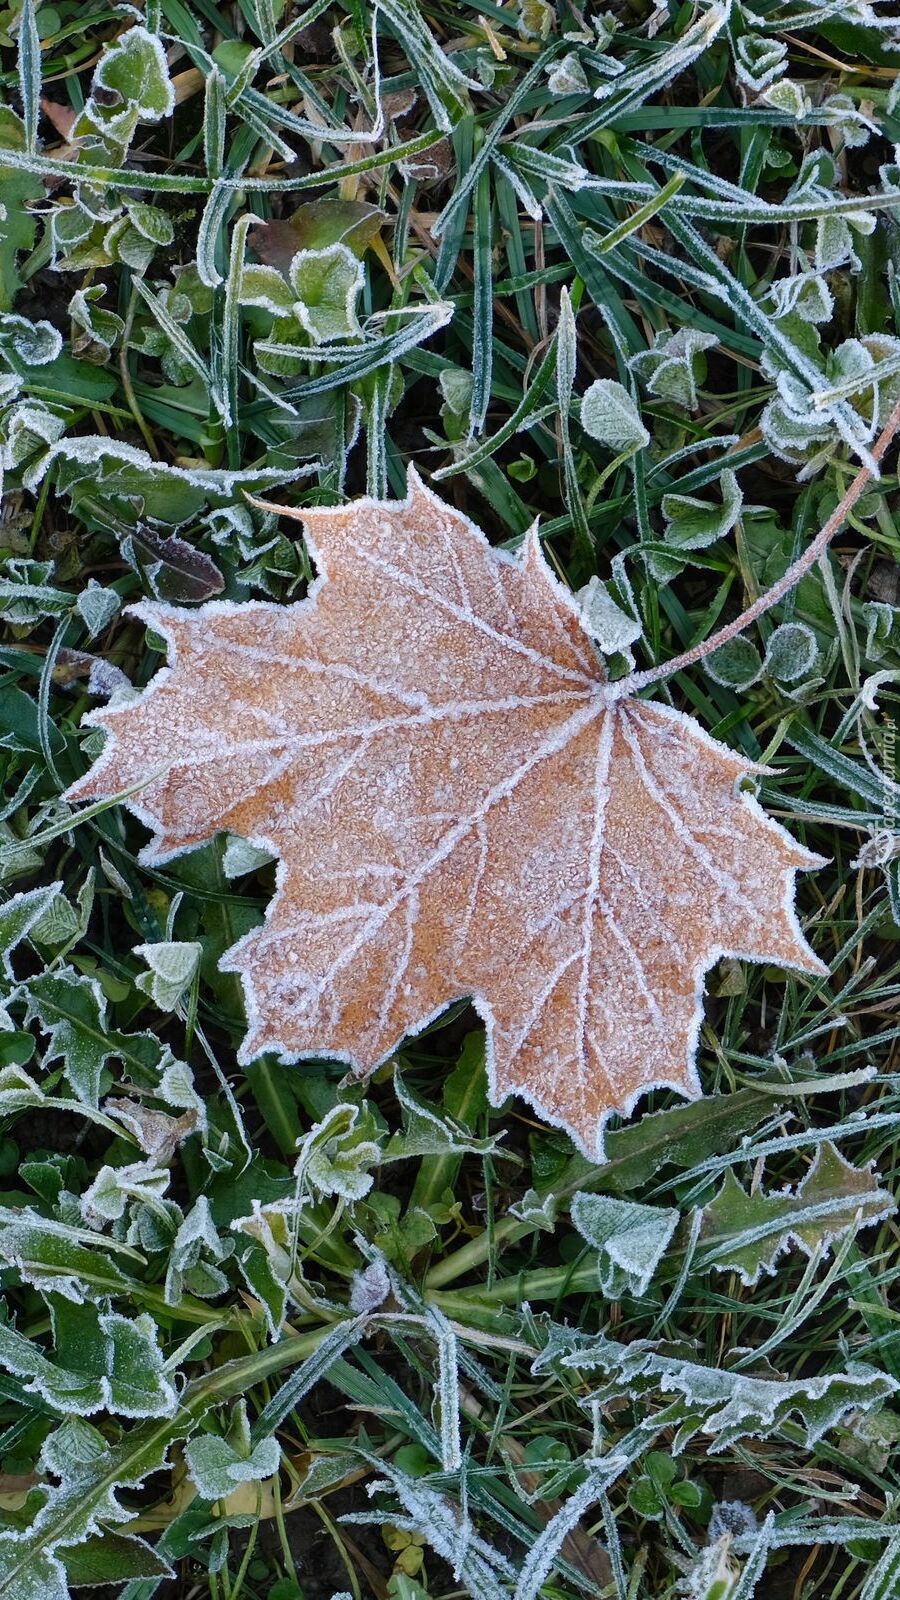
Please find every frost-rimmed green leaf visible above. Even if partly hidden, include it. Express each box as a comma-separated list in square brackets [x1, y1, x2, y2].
[558, 1336, 897, 1452]
[763, 622, 819, 684]
[629, 327, 718, 410]
[704, 636, 764, 690]
[580, 378, 649, 452]
[697, 1142, 895, 1284]
[241, 244, 364, 346]
[575, 575, 644, 655]
[76, 27, 175, 148]
[0, 1300, 177, 1417]
[185, 1401, 280, 1500]
[571, 1192, 679, 1298]
[133, 939, 202, 1011]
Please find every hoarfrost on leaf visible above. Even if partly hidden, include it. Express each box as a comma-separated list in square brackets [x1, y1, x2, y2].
[80, 1158, 169, 1226]
[763, 622, 819, 685]
[185, 1402, 281, 1501]
[76, 580, 121, 638]
[698, 1142, 895, 1284]
[561, 1335, 898, 1451]
[301, 1103, 382, 1200]
[629, 328, 718, 411]
[76, 26, 175, 148]
[704, 636, 764, 690]
[571, 1191, 679, 1297]
[67, 472, 825, 1162]
[508, 1187, 559, 1231]
[133, 938, 202, 1011]
[580, 379, 650, 453]
[0, 313, 63, 365]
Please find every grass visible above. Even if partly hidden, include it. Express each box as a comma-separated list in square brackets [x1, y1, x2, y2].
[2, 1, 900, 1598]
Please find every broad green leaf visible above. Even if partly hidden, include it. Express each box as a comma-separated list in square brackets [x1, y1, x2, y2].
[0, 1544, 68, 1600]
[77, 26, 175, 148]
[763, 622, 819, 684]
[248, 199, 386, 274]
[0, 1208, 138, 1300]
[0, 1299, 176, 1417]
[62, 1532, 173, 1586]
[704, 635, 764, 690]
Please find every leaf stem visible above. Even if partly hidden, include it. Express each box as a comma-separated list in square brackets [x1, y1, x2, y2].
[614, 393, 900, 699]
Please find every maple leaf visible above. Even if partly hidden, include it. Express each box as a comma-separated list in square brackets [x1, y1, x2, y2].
[66, 471, 826, 1160]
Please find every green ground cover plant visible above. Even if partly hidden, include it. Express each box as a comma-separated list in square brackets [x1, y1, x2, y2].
[2, 0, 900, 1597]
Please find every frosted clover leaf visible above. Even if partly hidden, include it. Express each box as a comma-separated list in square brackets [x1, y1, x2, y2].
[733, 33, 787, 91]
[766, 272, 834, 326]
[705, 636, 765, 691]
[164, 1197, 231, 1306]
[580, 379, 649, 454]
[761, 79, 810, 119]
[0, 314, 62, 366]
[785, 150, 875, 273]
[81, 1159, 169, 1226]
[629, 328, 718, 411]
[761, 333, 900, 477]
[240, 243, 364, 345]
[508, 1188, 558, 1231]
[2, 402, 66, 476]
[654, 470, 743, 580]
[133, 938, 202, 1011]
[575, 577, 643, 657]
[67, 472, 825, 1162]
[763, 623, 819, 686]
[185, 1401, 281, 1501]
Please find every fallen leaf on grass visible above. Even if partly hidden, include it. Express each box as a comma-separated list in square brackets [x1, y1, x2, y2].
[67, 471, 825, 1160]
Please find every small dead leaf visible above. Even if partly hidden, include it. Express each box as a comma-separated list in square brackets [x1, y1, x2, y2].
[401, 137, 452, 185]
[105, 1097, 200, 1161]
[40, 98, 77, 141]
[121, 526, 224, 604]
[68, 473, 825, 1160]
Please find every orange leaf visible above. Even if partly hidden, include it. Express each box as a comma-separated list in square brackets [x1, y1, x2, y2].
[67, 471, 826, 1160]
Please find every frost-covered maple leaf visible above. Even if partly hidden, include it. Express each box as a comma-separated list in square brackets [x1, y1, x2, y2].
[68, 471, 826, 1160]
